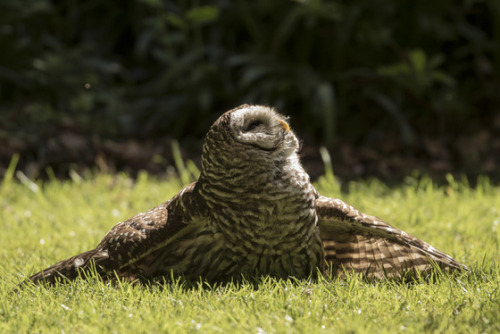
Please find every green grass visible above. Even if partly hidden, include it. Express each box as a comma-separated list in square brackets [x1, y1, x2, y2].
[1, 169, 499, 333]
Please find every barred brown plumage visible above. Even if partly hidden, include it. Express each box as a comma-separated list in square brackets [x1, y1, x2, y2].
[27, 105, 468, 285]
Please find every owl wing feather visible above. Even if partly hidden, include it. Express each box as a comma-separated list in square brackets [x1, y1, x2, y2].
[28, 182, 201, 284]
[315, 195, 468, 279]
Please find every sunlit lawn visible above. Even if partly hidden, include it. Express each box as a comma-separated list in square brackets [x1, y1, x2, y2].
[1, 162, 499, 333]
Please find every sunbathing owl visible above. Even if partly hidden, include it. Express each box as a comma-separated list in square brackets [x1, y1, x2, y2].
[28, 105, 467, 284]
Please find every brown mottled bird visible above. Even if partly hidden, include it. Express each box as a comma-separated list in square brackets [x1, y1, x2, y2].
[28, 105, 467, 284]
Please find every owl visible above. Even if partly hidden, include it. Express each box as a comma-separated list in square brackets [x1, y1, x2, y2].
[27, 105, 467, 284]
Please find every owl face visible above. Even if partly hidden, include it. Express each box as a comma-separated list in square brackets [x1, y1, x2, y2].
[228, 105, 299, 156]
[201, 105, 301, 179]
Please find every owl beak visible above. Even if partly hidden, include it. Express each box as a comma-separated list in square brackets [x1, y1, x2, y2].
[279, 120, 290, 132]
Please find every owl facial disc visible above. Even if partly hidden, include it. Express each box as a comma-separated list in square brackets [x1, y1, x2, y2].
[230, 105, 296, 152]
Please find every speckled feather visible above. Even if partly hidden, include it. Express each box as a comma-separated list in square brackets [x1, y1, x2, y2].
[27, 105, 467, 285]
[316, 196, 467, 278]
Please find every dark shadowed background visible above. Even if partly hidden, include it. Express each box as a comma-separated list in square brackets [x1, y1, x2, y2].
[1, 0, 499, 182]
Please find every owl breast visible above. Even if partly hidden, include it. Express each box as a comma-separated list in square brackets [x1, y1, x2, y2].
[162, 198, 323, 280]
[143, 153, 325, 280]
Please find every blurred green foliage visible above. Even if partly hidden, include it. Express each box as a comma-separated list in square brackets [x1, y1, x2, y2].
[0, 0, 499, 147]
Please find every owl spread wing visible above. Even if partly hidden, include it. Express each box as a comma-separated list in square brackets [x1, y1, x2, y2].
[315, 195, 468, 279]
[28, 182, 202, 284]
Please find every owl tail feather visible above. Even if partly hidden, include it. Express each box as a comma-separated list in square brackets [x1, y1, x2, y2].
[27, 249, 110, 285]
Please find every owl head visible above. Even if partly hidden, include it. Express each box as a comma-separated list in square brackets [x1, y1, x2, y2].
[201, 105, 300, 178]
[229, 105, 297, 152]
